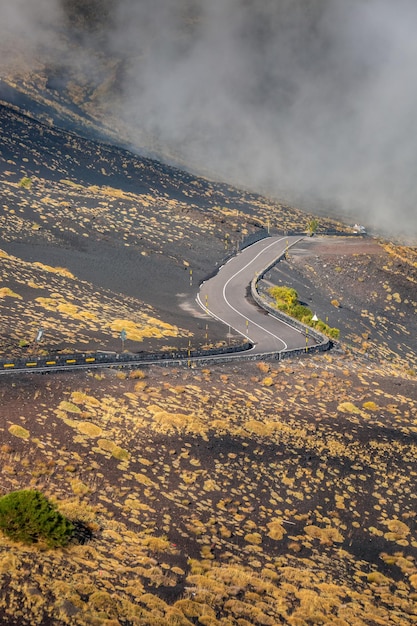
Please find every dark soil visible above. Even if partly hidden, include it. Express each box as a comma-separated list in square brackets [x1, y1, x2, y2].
[0, 101, 417, 625]
[263, 236, 417, 369]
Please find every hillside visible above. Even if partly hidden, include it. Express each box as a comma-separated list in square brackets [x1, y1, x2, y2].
[1, 355, 417, 625]
[0, 102, 345, 357]
[0, 79, 416, 626]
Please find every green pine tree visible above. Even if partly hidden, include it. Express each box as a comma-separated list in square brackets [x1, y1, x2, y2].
[0, 490, 74, 547]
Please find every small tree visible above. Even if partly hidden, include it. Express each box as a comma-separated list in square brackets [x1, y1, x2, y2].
[307, 218, 319, 236]
[18, 176, 32, 189]
[0, 490, 74, 547]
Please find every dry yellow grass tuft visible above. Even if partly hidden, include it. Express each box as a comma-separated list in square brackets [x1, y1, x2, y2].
[0, 287, 22, 299]
[75, 422, 102, 437]
[33, 262, 75, 279]
[8, 424, 30, 439]
[110, 318, 180, 341]
[304, 525, 344, 544]
[337, 401, 361, 414]
[129, 369, 147, 380]
[267, 519, 287, 541]
[70, 391, 101, 407]
[58, 401, 82, 414]
[383, 519, 410, 544]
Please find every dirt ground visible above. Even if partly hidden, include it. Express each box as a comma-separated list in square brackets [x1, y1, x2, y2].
[0, 233, 416, 624]
[263, 236, 417, 370]
[1, 103, 417, 625]
[0, 353, 416, 625]
[0, 104, 351, 359]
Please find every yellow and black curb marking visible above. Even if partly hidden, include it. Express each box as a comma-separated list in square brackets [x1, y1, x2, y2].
[0, 342, 254, 375]
[0, 355, 96, 371]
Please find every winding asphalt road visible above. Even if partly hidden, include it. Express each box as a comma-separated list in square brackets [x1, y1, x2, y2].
[0, 235, 319, 374]
[196, 235, 316, 356]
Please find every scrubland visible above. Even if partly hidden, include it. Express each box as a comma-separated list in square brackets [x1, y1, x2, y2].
[1, 354, 416, 625]
[0, 101, 416, 625]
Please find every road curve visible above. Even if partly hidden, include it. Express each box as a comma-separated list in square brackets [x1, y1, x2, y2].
[0, 236, 321, 375]
[197, 235, 316, 355]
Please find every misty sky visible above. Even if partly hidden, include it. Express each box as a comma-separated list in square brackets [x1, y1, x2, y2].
[1, 0, 417, 238]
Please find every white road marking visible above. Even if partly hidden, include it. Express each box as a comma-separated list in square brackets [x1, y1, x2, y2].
[222, 239, 288, 349]
[197, 237, 294, 350]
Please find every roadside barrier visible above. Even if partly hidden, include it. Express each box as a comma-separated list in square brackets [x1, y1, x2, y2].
[0, 235, 333, 374]
[0, 342, 253, 373]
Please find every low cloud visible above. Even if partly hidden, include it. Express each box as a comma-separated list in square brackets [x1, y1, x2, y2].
[1, 0, 417, 238]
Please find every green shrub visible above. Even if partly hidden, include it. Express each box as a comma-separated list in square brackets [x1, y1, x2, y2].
[268, 286, 298, 308]
[307, 218, 319, 235]
[18, 176, 32, 189]
[328, 327, 340, 339]
[268, 285, 340, 339]
[292, 303, 312, 321]
[0, 490, 74, 547]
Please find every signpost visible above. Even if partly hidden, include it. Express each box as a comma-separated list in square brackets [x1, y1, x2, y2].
[120, 329, 127, 352]
[33, 327, 44, 355]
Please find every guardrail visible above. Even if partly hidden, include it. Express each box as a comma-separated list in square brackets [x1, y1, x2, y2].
[0, 236, 332, 374]
[0, 342, 253, 374]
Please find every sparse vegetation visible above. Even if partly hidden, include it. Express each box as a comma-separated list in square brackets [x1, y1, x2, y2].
[0, 74, 416, 625]
[1, 355, 416, 623]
